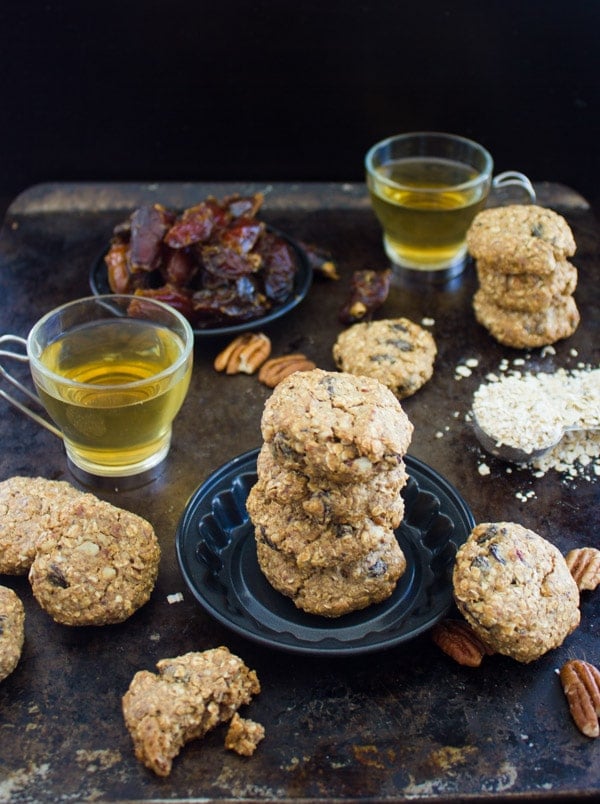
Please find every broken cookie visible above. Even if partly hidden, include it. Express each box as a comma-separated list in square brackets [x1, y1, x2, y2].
[122, 647, 261, 776]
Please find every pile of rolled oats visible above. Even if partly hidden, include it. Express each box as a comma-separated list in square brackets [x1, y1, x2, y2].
[470, 363, 600, 480]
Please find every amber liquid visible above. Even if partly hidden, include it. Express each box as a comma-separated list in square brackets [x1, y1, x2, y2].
[367, 156, 489, 269]
[32, 319, 192, 476]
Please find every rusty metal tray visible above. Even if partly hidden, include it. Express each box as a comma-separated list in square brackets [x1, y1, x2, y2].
[0, 181, 599, 802]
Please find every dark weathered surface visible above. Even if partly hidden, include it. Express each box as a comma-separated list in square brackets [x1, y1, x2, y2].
[0, 181, 598, 802]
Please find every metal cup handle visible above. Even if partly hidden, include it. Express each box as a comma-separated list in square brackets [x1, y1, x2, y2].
[0, 334, 63, 439]
[492, 171, 537, 203]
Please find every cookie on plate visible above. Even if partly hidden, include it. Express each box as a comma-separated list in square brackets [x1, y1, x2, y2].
[0, 476, 86, 575]
[453, 522, 580, 663]
[256, 533, 406, 617]
[475, 259, 578, 313]
[332, 318, 437, 399]
[261, 368, 413, 482]
[29, 495, 160, 626]
[466, 204, 576, 274]
[472, 288, 580, 348]
[255, 444, 406, 528]
[122, 647, 261, 776]
[0, 585, 25, 682]
[247, 486, 401, 569]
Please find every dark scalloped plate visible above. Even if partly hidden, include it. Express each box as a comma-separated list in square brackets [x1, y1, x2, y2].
[175, 448, 474, 656]
[89, 228, 313, 338]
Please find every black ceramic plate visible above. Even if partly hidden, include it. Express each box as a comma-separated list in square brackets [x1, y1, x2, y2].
[175, 448, 474, 656]
[89, 228, 313, 338]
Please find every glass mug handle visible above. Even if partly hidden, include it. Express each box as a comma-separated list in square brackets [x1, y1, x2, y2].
[0, 334, 63, 439]
[492, 171, 537, 203]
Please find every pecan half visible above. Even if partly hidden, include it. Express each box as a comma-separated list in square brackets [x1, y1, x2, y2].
[431, 619, 493, 667]
[214, 333, 271, 375]
[559, 659, 600, 738]
[565, 547, 600, 591]
[258, 354, 316, 388]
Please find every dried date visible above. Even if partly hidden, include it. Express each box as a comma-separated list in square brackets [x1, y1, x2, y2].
[338, 269, 392, 324]
[104, 193, 301, 329]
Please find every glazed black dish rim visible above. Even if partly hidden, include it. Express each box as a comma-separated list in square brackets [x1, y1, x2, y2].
[175, 448, 474, 657]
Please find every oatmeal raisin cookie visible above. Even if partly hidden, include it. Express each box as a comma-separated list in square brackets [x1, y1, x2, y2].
[473, 288, 579, 348]
[29, 495, 160, 626]
[453, 522, 580, 662]
[466, 204, 576, 274]
[0, 476, 86, 575]
[0, 585, 25, 681]
[332, 318, 437, 399]
[122, 647, 261, 776]
[261, 368, 413, 482]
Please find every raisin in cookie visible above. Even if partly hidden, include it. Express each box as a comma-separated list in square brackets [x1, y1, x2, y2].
[29, 495, 160, 626]
[0, 476, 86, 575]
[0, 585, 25, 681]
[256, 533, 406, 617]
[473, 287, 580, 348]
[466, 204, 576, 275]
[476, 259, 578, 313]
[255, 444, 406, 528]
[453, 522, 580, 663]
[332, 318, 437, 399]
[261, 368, 413, 482]
[122, 647, 261, 776]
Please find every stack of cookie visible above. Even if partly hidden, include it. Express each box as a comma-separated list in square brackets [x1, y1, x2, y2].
[246, 368, 413, 617]
[466, 204, 580, 348]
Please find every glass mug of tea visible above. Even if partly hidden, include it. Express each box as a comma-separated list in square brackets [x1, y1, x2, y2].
[0, 295, 193, 487]
[365, 131, 535, 278]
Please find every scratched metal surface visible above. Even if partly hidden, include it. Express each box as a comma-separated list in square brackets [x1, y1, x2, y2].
[0, 181, 598, 803]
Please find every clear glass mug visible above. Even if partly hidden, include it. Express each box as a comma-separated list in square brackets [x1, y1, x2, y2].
[0, 295, 194, 488]
[365, 131, 536, 278]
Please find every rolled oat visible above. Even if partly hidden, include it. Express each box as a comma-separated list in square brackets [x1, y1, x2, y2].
[471, 367, 600, 477]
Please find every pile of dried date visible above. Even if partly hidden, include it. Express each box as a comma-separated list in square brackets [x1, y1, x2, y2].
[104, 193, 300, 329]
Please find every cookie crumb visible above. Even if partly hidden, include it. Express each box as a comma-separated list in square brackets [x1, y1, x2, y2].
[225, 713, 265, 756]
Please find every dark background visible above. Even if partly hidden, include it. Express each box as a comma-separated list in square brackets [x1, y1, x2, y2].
[0, 0, 598, 214]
